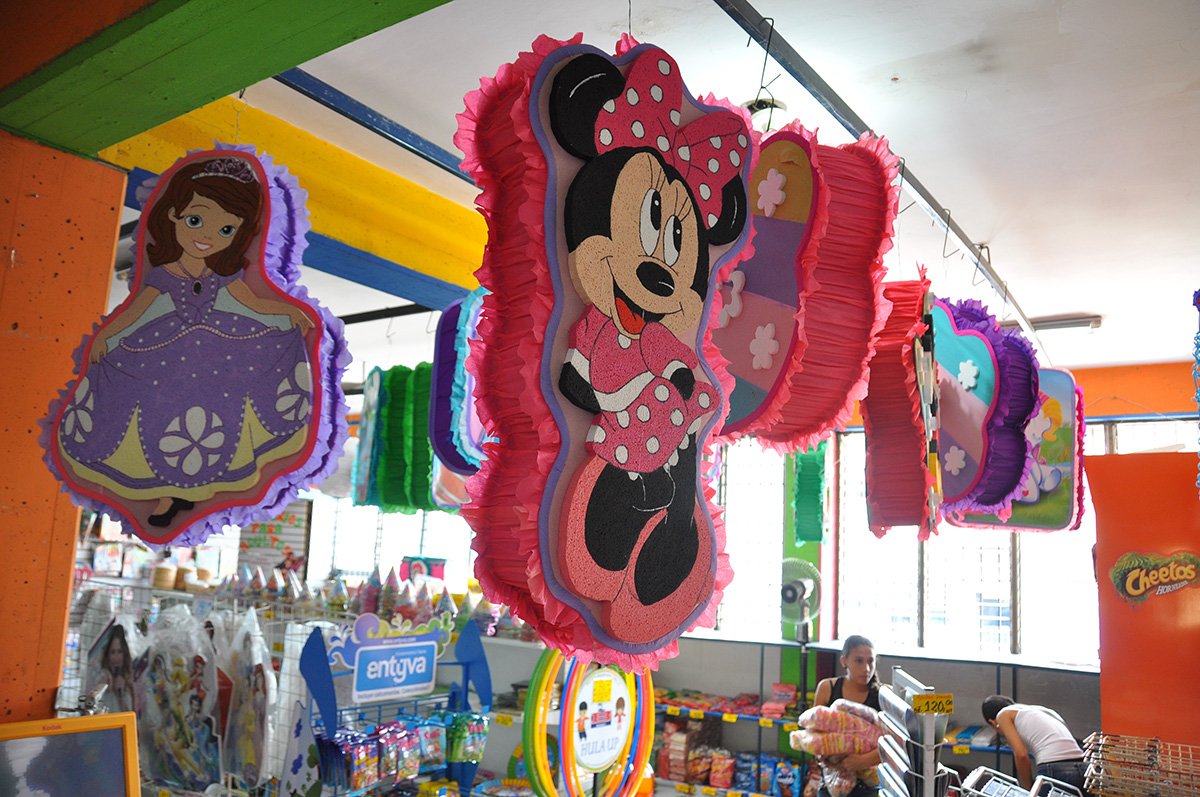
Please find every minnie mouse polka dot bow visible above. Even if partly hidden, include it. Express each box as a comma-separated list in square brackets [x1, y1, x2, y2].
[593, 48, 750, 230]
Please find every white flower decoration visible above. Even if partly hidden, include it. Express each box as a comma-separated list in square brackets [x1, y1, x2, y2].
[275, 363, 313, 422]
[62, 377, 95, 444]
[943, 445, 967, 476]
[718, 270, 745, 328]
[159, 406, 226, 477]
[957, 360, 980, 390]
[756, 168, 787, 217]
[750, 322, 780, 370]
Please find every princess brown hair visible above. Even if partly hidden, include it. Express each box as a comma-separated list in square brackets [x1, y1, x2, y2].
[144, 157, 264, 276]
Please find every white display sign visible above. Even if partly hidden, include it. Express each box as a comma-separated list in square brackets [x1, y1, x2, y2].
[571, 667, 633, 772]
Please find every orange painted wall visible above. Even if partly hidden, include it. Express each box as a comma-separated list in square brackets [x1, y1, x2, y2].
[1, 0, 158, 92]
[1086, 452, 1200, 745]
[1072, 361, 1194, 417]
[0, 129, 124, 720]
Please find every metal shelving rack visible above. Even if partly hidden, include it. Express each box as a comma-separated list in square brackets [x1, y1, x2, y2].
[876, 667, 952, 797]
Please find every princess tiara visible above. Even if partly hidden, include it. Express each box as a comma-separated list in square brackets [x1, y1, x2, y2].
[195, 157, 257, 183]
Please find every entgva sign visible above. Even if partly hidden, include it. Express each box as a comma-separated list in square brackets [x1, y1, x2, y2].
[352, 630, 439, 702]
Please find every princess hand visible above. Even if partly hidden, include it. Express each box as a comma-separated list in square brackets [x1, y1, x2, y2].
[89, 339, 109, 362]
[289, 307, 315, 332]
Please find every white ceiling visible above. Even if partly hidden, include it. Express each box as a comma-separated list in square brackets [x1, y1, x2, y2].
[224, 0, 1200, 375]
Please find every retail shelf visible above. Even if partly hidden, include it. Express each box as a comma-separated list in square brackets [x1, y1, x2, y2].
[657, 705, 799, 731]
[655, 776, 777, 797]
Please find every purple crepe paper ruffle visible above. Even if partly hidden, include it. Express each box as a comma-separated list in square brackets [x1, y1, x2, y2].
[39, 143, 351, 548]
[938, 298, 1040, 517]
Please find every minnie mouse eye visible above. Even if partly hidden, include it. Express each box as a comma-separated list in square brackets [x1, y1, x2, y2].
[185, 215, 203, 228]
[664, 216, 682, 266]
[218, 224, 237, 238]
[640, 189, 662, 256]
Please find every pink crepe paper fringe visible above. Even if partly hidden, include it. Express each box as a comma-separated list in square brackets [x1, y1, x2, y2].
[750, 131, 898, 455]
[457, 38, 743, 669]
[860, 277, 939, 539]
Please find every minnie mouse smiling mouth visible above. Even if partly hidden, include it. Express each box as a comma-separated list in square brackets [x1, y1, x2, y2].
[612, 280, 666, 336]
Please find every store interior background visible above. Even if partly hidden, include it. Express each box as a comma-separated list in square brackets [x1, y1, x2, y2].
[3, 0, 1199, 762]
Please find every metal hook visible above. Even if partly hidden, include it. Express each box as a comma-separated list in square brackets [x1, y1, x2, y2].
[751, 17, 776, 108]
[628, 0, 632, 38]
[970, 244, 991, 288]
[940, 208, 960, 259]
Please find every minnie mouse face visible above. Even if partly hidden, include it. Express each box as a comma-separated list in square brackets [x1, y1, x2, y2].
[569, 148, 707, 339]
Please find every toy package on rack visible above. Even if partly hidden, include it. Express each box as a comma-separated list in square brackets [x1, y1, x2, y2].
[223, 607, 277, 787]
[42, 145, 351, 547]
[136, 604, 221, 791]
[86, 615, 145, 715]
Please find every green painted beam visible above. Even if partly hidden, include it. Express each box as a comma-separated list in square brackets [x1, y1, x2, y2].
[0, 0, 451, 155]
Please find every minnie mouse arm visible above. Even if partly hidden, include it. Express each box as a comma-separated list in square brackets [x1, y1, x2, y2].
[560, 351, 601, 414]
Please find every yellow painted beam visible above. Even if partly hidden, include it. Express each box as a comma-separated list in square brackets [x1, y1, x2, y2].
[99, 97, 482, 290]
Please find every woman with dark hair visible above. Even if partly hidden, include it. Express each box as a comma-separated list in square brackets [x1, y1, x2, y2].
[98, 624, 134, 713]
[56, 152, 315, 529]
[811, 635, 882, 797]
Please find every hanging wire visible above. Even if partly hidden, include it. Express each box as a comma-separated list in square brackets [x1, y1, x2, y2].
[628, 0, 632, 37]
[744, 18, 780, 131]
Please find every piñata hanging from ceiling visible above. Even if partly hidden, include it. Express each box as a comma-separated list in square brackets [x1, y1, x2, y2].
[41, 145, 351, 546]
[948, 367, 1085, 531]
[860, 275, 941, 539]
[933, 298, 1039, 518]
[711, 122, 896, 452]
[456, 34, 753, 667]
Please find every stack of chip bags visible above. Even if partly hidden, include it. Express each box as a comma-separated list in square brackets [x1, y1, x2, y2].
[790, 700, 882, 797]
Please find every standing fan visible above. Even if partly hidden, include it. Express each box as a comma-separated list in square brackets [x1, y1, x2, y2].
[782, 557, 822, 711]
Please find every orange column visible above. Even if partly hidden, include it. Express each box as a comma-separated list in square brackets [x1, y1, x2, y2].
[0, 129, 124, 720]
[1086, 451, 1200, 745]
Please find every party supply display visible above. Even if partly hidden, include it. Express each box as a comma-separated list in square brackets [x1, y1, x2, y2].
[933, 298, 1040, 516]
[42, 145, 350, 546]
[791, 441, 828, 544]
[223, 608, 276, 788]
[712, 122, 897, 453]
[456, 34, 748, 667]
[948, 368, 1086, 531]
[860, 278, 940, 538]
[353, 367, 385, 506]
[431, 296, 482, 475]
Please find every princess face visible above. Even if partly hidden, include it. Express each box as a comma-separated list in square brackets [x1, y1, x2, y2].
[570, 151, 706, 340]
[170, 196, 243, 259]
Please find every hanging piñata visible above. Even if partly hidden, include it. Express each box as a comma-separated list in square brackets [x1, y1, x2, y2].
[42, 145, 350, 545]
[456, 35, 753, 666]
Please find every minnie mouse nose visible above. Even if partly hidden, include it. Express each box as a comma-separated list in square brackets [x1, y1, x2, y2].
[637, 261, 675, 297]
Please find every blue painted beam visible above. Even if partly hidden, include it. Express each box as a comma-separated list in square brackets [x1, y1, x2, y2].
[273, 67, 474, 185]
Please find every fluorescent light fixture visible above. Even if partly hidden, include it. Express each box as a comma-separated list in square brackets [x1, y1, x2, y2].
[999, 314, 1102, 332]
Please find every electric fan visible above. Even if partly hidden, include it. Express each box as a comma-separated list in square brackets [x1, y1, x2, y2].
[781, 557, 821, 712]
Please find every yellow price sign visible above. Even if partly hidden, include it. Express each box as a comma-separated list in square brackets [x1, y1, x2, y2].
[783, 723, 799, 732]
[666, 706, 681, 716]
[728, 792, 743, 797]
[722, 712, 739, 723]
[496, 714, 514, 727]
[702, 788, 717, 796]
[911, 693, 953, 714]
[689, 709, 705, 719]
[758, 717, 774, 728]
[593, 677, 613, 703]
[675, 784, 695, 794]
[159, 791, 171, 797]
[952, 744, 970, 755]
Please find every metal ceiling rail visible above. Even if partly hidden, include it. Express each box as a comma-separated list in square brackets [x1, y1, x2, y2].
[713, 0, 1047, 359]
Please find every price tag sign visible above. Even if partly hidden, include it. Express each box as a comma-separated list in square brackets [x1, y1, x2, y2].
[675, 784, 695, 794]
[666, 706, 681, 716]
[952, 744, 970, 754]
[783, 723, 799, 732]
[496, 714, 514, 727]
[159, 791, 171, 797]
[689, 709, 705, 719]
[702, 788, 717, 795]
[729, 792, 743, 797]
[722, 712, 739, 723]
[912, 693, 953, 714]
[758, 717, 774, 728]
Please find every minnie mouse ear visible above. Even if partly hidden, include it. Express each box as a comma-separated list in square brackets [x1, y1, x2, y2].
[706, 177, 748, 246]
[550, 54, 625, 160]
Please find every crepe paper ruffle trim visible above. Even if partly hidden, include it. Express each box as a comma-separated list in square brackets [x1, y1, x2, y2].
[861, 277, 938, 540]
[1070, 381, 1086, 530]
[450, 288, 489, 470]
[402, 363, 438, 513]
[792, 440, 827, 544]
[749, 129, 898, 455]
[378, 364, 415, 514]
[39, 144, 350, 548]
[430, 298, 477, 476]
[937, 299, 1040, 517]
[456, 37, 739, 669]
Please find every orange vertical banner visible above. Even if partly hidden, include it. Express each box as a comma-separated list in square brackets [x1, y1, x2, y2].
[0, 129, 123, 720]
[1087, 452, 1200, 744]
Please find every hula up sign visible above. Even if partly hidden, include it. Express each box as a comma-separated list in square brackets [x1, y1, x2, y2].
[1109, 550, 1200, 605]
[569, 668, 633, 772]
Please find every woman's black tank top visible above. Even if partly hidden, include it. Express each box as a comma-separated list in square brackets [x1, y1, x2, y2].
[828, 676, 881, 710]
